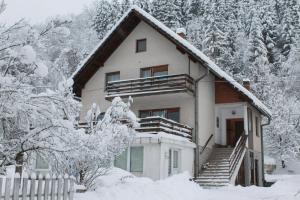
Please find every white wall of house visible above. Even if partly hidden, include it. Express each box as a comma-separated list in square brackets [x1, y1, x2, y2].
[129, 135, 195, 180]
[197, 71, 215, 148]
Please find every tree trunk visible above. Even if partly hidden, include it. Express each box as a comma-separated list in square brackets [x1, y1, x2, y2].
[15, 152, 24, 175]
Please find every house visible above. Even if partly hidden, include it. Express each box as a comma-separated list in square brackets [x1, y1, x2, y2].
[72, 6, 271, 187]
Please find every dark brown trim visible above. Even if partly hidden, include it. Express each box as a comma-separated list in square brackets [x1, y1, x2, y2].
[139, 107, 180, 122]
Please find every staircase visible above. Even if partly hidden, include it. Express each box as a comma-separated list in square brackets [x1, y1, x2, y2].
[194, 134, 247, 188]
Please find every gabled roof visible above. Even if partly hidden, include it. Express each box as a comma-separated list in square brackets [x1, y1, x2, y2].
[72, 6, 271, 117]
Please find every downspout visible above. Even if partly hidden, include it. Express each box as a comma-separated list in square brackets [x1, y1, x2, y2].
[260, 115, 271, 186]
[194, 67, 209, 178]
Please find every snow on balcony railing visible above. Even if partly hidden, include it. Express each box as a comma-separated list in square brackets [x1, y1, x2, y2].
[105, 74, 194, 99]
[136, 116, 193, 140]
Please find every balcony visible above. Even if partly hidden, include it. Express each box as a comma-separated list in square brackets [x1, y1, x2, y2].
[105, 74, 195, 100]
[136, 116, 193, 140]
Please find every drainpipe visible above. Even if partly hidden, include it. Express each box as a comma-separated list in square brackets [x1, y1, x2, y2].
[194, 67, 209, 178]
[260, 115, 271, 186]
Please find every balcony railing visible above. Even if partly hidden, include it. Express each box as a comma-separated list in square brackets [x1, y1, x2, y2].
[105, 74, 195, 100]
[136, 116, 193, 140]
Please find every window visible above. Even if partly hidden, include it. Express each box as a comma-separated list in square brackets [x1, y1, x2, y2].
[140, 65, 168, 78]
[136, 39, 146, 52]
[106, 72, 120, 85]
[139, 108, 180, 122]
[247, 108, 253, 132]
[114, 149, 128, 170]
[130, 147, 144, 172]
[255, 117, 260, 137]
[114, 147, 144, 173]
[36, 154, 49, 170]
[168, 149, 180, 176]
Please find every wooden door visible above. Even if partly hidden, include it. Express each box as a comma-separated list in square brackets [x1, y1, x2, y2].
[226, 118, 244, 147]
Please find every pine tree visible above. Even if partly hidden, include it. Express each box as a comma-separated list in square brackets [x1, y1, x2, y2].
[152, 0, 178, 29]
[92, 0, 116, 39]
[174, 0, 191, 28]
[120, 0, 132, 15]
[245, 11, 270, 100]
[190, 0, 205, 17]
[133, 0, 151, 13]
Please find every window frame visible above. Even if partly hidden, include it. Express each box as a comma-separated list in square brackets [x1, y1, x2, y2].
[168, 149, 181, 176]
[105, 71, 120, 86]
[140, 65, 168, 78]
[255, 116, 260, 137]
[114, 146, 144, 173]
[136, 38, 147, 53]
[247, 108, 253, 133]
[139, 107, 180, 122]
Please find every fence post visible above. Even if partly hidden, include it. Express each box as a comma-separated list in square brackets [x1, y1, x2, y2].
[63, 174, 69, 200]
[13, 173, 21, 200]
[57, 175, 63, 200]
[22, 173, 29, 200]
[37, 174, 43, 200]
[4, 176, 11, 200]
[51, 174, 56, 200]
[30, 173, 36, 200]
[44, 174, 50, 200]
[69, 176, 75, 200]
[0, 177, 3, 199]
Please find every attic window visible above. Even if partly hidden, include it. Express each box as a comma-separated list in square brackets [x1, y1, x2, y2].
[136, 39, 146, 53]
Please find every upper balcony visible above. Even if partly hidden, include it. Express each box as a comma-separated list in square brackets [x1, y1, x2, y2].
[105, 74, 195, 100]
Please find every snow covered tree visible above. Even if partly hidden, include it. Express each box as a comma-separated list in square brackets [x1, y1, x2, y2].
[133, 0, 151, 13]
[92, 0, 119, 39]
[244, 11, 271, 100]
[151, 0, 178, 29]
[190, 0, 205, 17]
[55, 97, 138, 189]
[174, 0, 191, 28]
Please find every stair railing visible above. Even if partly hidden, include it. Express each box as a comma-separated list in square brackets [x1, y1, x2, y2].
[228, 132, 247, 178]
[200, 134, 213, 154]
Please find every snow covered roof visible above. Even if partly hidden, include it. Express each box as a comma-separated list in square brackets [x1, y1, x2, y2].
[73, 5, 271, 117]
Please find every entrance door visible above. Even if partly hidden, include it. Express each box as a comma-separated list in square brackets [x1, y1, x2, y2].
[226, 118, 244, 147]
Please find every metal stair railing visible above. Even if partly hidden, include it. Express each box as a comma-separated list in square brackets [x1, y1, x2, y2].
[228, 132, 247, 178]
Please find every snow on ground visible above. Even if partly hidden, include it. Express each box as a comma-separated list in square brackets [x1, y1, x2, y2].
[75, 168, 300, 200]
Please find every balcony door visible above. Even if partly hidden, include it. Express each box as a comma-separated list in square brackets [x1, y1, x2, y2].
[139, 108, 179, 122]
[140, 65, 168, 78]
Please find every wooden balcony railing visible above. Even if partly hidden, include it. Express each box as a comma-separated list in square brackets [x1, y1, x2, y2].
[105, 74, 195, 100]
[136, 116, 193, 140]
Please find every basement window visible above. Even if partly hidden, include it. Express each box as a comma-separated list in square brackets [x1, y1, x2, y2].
[136, 39, 147, 53]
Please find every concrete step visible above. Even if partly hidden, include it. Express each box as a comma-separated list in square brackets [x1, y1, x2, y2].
[199, 176, 229, 180]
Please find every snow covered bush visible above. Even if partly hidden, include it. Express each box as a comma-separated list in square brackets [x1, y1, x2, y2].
[55, 97, 138, 190]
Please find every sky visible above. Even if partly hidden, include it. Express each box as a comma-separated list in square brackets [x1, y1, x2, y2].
[2, 0, 95, 24]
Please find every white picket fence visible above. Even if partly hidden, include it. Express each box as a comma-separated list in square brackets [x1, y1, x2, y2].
[0, 173, 75, 200]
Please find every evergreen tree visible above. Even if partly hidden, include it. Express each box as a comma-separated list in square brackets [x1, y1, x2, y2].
[190, 0, 205, 17]
[245, 11, 270, 100]
[133, 0, 151, 13]
[174, 0, 191, 28]
[92, 0, 116, 39]
[152, 0, 177, 29]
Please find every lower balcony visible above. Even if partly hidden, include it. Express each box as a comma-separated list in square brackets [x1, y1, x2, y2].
[136, 116, 193, 140]
[105, 74, 195, 100]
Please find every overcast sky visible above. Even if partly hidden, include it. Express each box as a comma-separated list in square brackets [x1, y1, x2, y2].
[2, 0, 95, 24]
